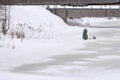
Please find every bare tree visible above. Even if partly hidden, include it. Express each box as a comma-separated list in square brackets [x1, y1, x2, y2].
[0, 5, 10, 35]
[2, 5, 7, 35]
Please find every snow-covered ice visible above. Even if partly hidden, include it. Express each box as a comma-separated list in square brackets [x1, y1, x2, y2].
[0, 6, 120, 80]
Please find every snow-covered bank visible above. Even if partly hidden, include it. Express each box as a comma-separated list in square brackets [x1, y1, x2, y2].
[9, 6, 69, 39]
[68, 17, 120, 27]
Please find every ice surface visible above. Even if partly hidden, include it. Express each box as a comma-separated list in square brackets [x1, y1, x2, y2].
[0, 6, 120, 80]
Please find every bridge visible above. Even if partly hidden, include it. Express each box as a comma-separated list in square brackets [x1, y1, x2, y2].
[49, 8, 120, 18]
[0, 0, 120, 6]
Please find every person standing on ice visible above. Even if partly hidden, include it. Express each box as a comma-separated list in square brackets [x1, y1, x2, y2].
[82, 28, 88, 40]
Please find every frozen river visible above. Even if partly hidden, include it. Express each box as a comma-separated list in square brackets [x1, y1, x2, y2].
[11, 28, 120, 76]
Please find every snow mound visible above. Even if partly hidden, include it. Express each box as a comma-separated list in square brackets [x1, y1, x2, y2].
[10, 6, 68, 39]
[67, 17, 120, 27]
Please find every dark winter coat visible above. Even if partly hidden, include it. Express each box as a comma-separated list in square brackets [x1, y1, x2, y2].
[82, 29, 88, 40]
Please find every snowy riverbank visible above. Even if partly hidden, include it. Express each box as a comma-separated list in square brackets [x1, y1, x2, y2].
[67, 17, 120, 27]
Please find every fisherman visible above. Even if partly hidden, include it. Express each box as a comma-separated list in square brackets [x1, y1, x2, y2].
[82, 28, 88, 40]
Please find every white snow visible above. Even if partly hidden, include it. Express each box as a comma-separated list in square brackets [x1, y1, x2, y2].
[68, 17, 120, 27]
[0, 5, 120, 80]
[0, 5, 89, 71]
[49, 5, 120, 9]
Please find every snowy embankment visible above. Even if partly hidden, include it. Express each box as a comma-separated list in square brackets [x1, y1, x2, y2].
[68, 17, 120, 27]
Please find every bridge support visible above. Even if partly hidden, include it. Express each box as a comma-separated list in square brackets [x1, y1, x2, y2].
[64, 9, 68, 23]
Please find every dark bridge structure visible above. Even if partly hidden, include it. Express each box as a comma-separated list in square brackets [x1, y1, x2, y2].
[0, 0, 120, 6]
[0, 0, 120, 22]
